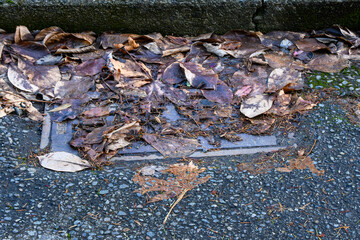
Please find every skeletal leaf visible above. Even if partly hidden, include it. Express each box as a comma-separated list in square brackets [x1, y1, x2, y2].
[38, 152, 91, 172]
[132, 161, 211, 203]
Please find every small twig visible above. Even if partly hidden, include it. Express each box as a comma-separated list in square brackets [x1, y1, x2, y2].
[163, 188, 189, 225]
[100, 78, 123, 104]
[306, 139, 317, 157]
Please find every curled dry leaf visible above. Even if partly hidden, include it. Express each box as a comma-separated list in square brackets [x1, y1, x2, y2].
[114, 36, 140, 51]
[0, 92, 43, 121]
[240, 94, 273, 118]
[38, 151, 91, 172]
[143, 134, 199, 158]
[35, 26, 64, 41]
[14, 26, 33, 43]
[44, 32, 95, 52]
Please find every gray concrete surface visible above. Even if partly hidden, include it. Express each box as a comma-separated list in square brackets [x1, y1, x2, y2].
[0, 0, 359, 35]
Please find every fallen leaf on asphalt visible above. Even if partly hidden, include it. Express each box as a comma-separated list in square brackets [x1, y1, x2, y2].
[38, 151, 91, 172]
[143, 134, 199, 158]
[276, 155, 324, 176]
[133, 161, 210, 203]
[133, 161, 210, 224]
[139, 165, 167, 176]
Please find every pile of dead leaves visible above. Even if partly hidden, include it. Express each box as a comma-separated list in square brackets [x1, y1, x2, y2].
[1, 25, 360, 165]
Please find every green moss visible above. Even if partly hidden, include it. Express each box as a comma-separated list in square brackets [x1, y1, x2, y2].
[306, 67, 360, 96]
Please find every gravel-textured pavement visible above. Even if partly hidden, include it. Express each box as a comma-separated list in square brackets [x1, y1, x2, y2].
[0, 88, 360, 238]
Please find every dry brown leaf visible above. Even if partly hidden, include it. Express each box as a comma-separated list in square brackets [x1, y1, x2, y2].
[295, 38, 330, 52]
[201, 80, 233, 104]
[74, 58, 106, 76]
[1, 93, 43, 121]
[276, 156, 324, 176]
[109, 58, 151, 82]
[82, 107, 110, 118]
[14, 26, 33, 43]
[35, 26, 63, 41]
[306, 54, 349, 73]
[104, 121, 141, 152]
[114, 36, 140, 51]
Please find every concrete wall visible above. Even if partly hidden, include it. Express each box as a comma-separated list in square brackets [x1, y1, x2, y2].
[0, 0, 359, 34]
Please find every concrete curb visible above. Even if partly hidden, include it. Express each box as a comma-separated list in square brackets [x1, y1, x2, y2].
[0, 0, 359, 35]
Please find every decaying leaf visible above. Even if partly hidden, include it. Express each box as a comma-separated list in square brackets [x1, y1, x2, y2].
[82, 107, 110, 118]
[180, 62, 218, 90]
[38, 151, 91, 172]
[240, 94, 273, 118]
[7, 64, 39, 93]
[104, 121, 141, 152]
[14, 26, 33, 43]
[132, 161, 211, 223]
[201, 80, 233, 104]
[133, 161, 210, 203]
[276, 154, 324, 176]
[307, 54, 349, 73]
[143, 134, 199, 158]
[267, 68, 302, 92]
